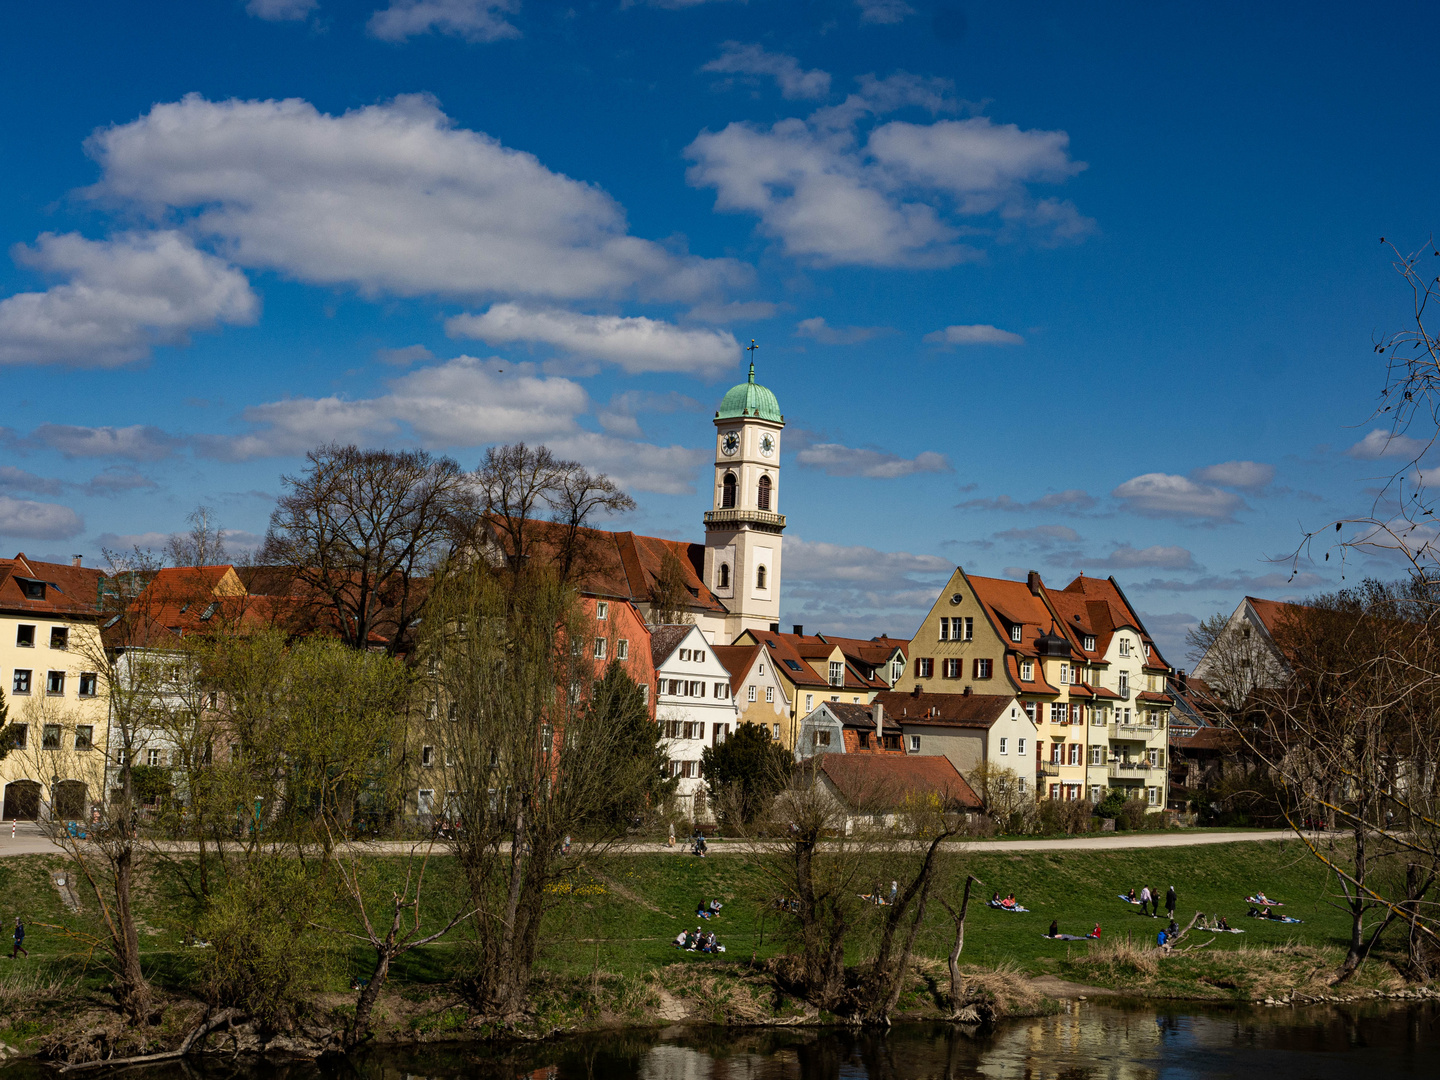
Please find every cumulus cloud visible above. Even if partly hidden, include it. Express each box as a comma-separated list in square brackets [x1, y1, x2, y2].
[25, 424, 182, 462]
[1091, 544, 1197, 570]
[376, 344, 434, 366]
[959, 489, 1097, 513]
[1111, 473, 1245, 522]
[0, 464, 156, 499]
[0, 467, 65, 497]
[367, 0, 520, 43]
[686, 76, 1091, 267]
[923, 323, 1024, 346]
[1347, 429, 1431, 461]
[994, 525, 1080, 545]
[596, 390, 702, 438]
[787, 537, 951, 588]
[701, 42, 831, 100]
[1136, 570, 1325, 594]
[447, 304, 740, 377]
[1192, 460, 1275, 489]
[783, 535, 950, 635]
[684, 299, 783, 323]
[794, 316, 888, 345]
[0, 495, 84, 540]
[84, 467, 159, 496]
[86, 94, 745, 304]
[796, 441, 950, 478]
[246, 0, 318, 19]
[856, 0, 914, 23]
[0, 231, 258, 367]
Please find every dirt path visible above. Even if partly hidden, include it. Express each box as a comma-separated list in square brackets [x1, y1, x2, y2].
[1028, 974, 1117, 999]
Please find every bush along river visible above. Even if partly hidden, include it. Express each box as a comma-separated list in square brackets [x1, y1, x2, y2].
[3, 1000, 1437, 1079]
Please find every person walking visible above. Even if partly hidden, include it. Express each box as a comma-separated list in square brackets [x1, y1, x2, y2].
[1139, 885, 1152, 917]
[1150, 886, 1160, 918]
[10, 917, 27, 959]
[1165, 885, 1176, 920]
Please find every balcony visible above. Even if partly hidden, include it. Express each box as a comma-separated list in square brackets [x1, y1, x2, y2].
[1116, 723, 1160, 736]
[1108, 761, 1159, 779]
[703, 508, 786, 533]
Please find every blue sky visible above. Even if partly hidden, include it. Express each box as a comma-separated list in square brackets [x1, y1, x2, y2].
[2, 0, 1437, 662]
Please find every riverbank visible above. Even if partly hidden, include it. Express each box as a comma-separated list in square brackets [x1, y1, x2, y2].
[0, 838, 1433, 1063]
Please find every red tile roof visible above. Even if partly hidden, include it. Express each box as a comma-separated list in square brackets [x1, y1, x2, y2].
[874, 689, 1013, 729]
[818, 753, 981, 810]
[0, 554, 108, 619]
[1245, 597, 1310, 638]
[1059, 575, 1172, 673]
[712, 643, 762, 695]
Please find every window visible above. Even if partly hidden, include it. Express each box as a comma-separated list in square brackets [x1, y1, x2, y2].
[1059, 662, 1069, 685]
[666, 679, 679, 695]
[694, 651, 706, 663]
[146, 747, 161, 766]
[1050, 703, 1067, 722]
[1118, 672, 1129, 696]
[1119, 638, 1131, 657]
[421, 745, 434, 767]
[1020, 660, 1033, 681]
[814, 730, 831, 747]
[1018, 777, 1027, 794]
[722, 471, 737, 508]
[641, 684, 649, 705]
[1023, 701, 1036, 722]
[772, 723, 780, 739]
[1017, 738, 1026, 755]
[765, 686, 774, 703]
[828, 661, 843, 687]
[718, 563, 730, 589]
[691, 681, 707, 697]
[680, 648, 690, 661]
[1068, 743, 1081, 766]
[596, 601, 608, 620]
[909, 735, 920, 752]
[50, 627, 69, 650]
[748, 684, 757, 702]
[12, 670, 31, 694]
[75, 726, 94, 751]
[784, 658, 802, 671]
[39, 724, 61, 750]
[1093, 707, 1106, 726]
[713, 723, 731, 745]
[756, 565, 767, 589]
[594, 638, 607, 659]
[915, 658, 933, 678]
[1083, 635, 1096, 652]
[47, 671, 65, 696]
[942, 657, 961, 678]
[1147, 748, 1161, 766]
[1050, 783, 1060, 800]
[805, 694, 814, 712]
[757, 475, 772, 510]
[1010, 624, 1023, 642]
[1147, 786, 1159, 806]
[973, 658, 993, 679]
[1051, 742, 1063, 764]
[1090, 785, 1103, 803]
[15, 624, 35, 647]
[758, 662, 765, 675]
[20, 580, 44, 600]
[963, 617, 974, 641]
[1122, 707, 1131, 724]
[8, 724, 25, 749]
[939, 617, 951, 641]
[617, 639, 629, 660]
[418, 789, 435, 815]
[999, 737, 1008, 755]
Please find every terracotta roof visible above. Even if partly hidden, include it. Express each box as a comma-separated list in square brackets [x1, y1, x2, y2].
[818, 754, 981, 810]
[874, 690, 1013, 729]
[1005, 653, 1060, 695]
[1168, 725, 1241, 752]
[712, 643, 763, 695]
[0, 554, 108, 619]
[649, 624, 694, 666]
[1059, 575, 1172, 673]
[744, 630, 878, 691]
[1245, 597, 1310, 637]
[1135, 690, 1175, 705]
[817, 633, 909, 667]
[964, 572, 1069, 661]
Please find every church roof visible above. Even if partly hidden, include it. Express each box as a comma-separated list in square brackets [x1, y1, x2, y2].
[716, 361, 782, 423]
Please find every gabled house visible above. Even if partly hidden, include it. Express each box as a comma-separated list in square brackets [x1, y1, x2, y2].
[874, 688, 1036, 789]
[651, 624, 739, 820]
[732, 626, 888, 748]
[712, 641, 790, 741]
[794, 699, 905, 760]
[805, 753, 981, 832]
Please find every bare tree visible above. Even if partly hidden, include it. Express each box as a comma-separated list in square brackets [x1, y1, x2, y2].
[166, 505, 229, 568]
[262, 444, 471, 655]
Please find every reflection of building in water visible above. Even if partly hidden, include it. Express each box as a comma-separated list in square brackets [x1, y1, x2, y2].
[979, 1007, 1164, 1080]
[640, 1043, 787, 1080]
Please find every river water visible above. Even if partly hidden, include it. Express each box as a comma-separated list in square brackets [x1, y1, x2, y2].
[5, 1001, 1437, 1079]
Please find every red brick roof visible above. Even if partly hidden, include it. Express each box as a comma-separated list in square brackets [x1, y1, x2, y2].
[818, 753, 981, 810]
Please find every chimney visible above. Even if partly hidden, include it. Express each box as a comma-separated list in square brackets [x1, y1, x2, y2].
[71, 555, 83, 567]
[769, 622, 780, 633]
[1027, 570, 1042, 596]
[911, 685, 920, 697]
[1176, 668, 1188, 691]
[963, 685, 972, 696]
[873, 701, 884, 742]
[792, 624, 804, 636]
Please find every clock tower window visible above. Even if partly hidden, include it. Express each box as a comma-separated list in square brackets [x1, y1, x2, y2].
[718, 564, 730, 589]
[756, 565, 767, 589]
[721, 472, 736, 509]
[757, 475, 772, 511]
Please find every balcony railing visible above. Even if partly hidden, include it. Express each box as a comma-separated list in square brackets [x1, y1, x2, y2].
[1108, 762, 1159, 778]
[703, 508, 787, 532]
[1116, 722, 1160, 735]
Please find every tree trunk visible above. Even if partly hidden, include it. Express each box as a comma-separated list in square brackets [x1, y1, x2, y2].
[944, 876, 980, 1016]
[348, 949, 392, 1048]
[112, 845, 151, 1021]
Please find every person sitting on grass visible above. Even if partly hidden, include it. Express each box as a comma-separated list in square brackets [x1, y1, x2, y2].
[1089, 924, 1101, 939]
[1048, 919, 1060, 938]
[991, 892, 1002, 906]
[1219, 916, 1231, 931]
[1001, 894, 1018, 910]
[1126, 888, 1137, 904]
[708, 899, 723, 914]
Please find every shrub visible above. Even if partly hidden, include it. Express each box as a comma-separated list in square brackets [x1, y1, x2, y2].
[1117, 799, 1152, 831]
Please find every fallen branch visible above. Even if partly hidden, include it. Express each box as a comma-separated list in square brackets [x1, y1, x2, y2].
[56, 1008, 244, 1073]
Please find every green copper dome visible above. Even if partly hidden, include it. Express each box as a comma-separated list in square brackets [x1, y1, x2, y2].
[716, 362, 783, 423]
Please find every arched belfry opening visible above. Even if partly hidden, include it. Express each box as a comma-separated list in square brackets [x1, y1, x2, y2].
[757, 475, 772, 511]
[722, 472, 737, 509]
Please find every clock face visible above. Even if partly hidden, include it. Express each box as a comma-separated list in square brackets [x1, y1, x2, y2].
[721, 431, 740, 456]
[759, 433, 776, 458]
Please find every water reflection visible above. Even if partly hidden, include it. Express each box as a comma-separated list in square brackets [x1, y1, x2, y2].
[4, 1002, 1436, 1080]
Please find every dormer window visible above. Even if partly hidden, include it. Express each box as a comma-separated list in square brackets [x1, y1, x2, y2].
[20, 579, 44, 600]
[722, 472, 737, 509]
[1083, 635, 1096, 652]
[1010, 624, 1023, 643]
[757, 475, 772, 511]
[828, 661, 843, 687]
[1020, 660, 1034, 681]
[1119, 638, 1131, 657]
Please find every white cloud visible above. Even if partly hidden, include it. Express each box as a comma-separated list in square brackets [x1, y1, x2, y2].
[0, 231, 258, 367]
[246, 0, 318, 20]
[0, 467, 64, 496]
[1111, 473, 1245, 521]
[376, 344, 434, 366]
[959, 489, 1097, 513]
[1137, 571, 1325, 594]
[94, 531, 174, 553]
[701, 42, 831, 100]
[856, 0, 914, 23]
[87, 94, 746, 303]
[685, 78, 1091, 267]
[785, 537, 950, 588]
[1094, 544, 1197, 570]
[1346, 429, 1431, 461]
[994, 525, 1081, 544]
[684, 299, 782, 323]
[447, 304, 740, 377]
[27, 424, 182, 462]
[794, 316, 888, 345]
[923, 323, 1024, 346]
[796, 442, 950, 479]
[1192, 460, 1275, 489]
[84, 467, 158, 496]
[367, 0, 520, 43]
[596, 390, 702, 438]
[0, 496, 84, 540]
[546, 432, 707, 496]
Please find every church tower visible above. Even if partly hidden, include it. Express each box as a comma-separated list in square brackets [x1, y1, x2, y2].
[703, 355, 785, 640]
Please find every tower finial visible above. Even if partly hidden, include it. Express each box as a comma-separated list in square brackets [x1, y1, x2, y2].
[746, 339, 758, 382]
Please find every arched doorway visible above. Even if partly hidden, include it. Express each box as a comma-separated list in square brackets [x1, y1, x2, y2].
[3, 780, 41, 821]
[54, 780, 88, 821]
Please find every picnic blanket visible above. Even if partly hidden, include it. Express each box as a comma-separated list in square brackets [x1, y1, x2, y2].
[1199, 926, 1246, 934]
[989, 901, 1030, 912]
[1249, 912, 1303, 924]
[1117, 895, 1142, 905]
[1042, 933, 1098, 941]
[1245, 895, 1283, 906]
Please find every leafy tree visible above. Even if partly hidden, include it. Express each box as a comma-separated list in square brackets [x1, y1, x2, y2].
[585, 661, 676, 828]
[700, 721, 791, 826]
